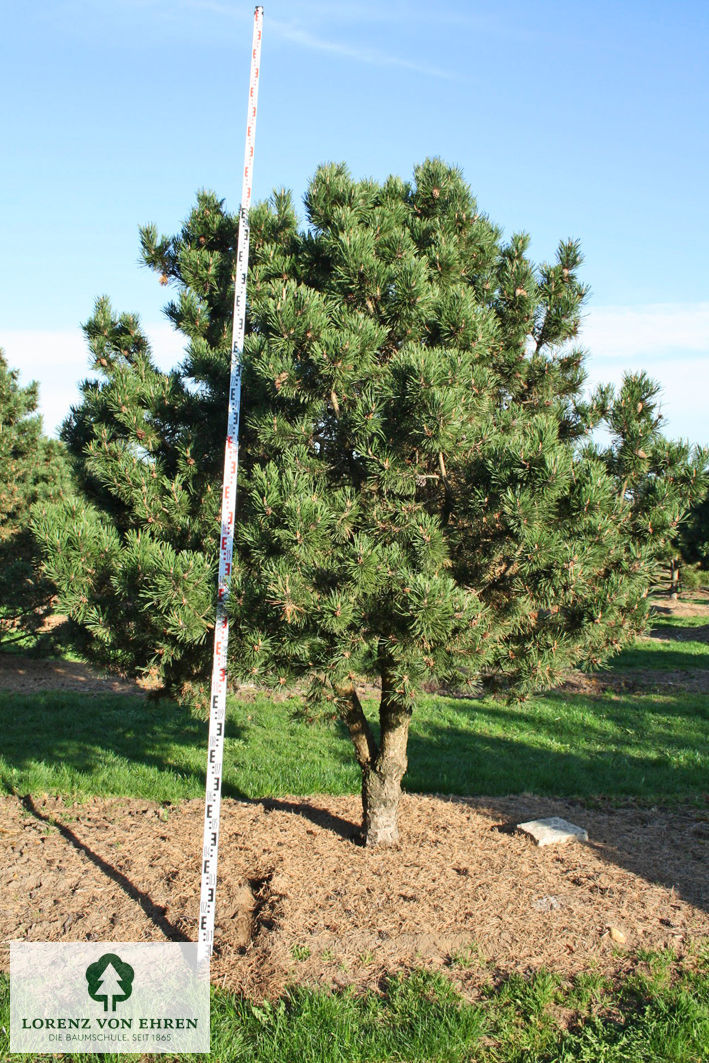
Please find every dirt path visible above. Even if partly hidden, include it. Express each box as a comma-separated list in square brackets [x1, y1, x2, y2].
[2, 593, 708, 697]
[0, 654, 144, 695]
[1, 792, 707, 999]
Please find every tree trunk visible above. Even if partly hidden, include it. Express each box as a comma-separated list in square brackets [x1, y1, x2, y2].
[336, 678, 411, 847]
[670, 558, 680, 600]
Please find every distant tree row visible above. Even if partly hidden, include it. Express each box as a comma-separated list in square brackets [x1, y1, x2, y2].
[0, 350, 73, 649]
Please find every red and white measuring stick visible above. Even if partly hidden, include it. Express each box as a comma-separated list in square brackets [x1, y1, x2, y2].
[198, 4, 263, 965]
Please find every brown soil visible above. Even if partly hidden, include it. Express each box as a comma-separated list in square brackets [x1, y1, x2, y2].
[557, 668, 709, 696]
[652, 589, 709, 617]
[0, 654, 144, 696]
[1, 793, 707, 999]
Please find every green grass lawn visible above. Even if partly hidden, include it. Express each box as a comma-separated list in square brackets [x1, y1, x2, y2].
[0, 683, 706, 804]
[1, 602, 706, 805]
[1, 946, 707, 1062]
[607, 611, 709, 671]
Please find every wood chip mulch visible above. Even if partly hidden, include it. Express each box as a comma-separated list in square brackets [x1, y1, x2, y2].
[1, 792, 707, 999]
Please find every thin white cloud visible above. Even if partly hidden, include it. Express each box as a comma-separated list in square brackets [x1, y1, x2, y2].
[171, 0, 459, 80]
[1, 325, 184, 438]
[176, 0, 518, 38]
[581, 302, 709, 363]
[57, 0, 540, 69]
[581, 302, 709, 447]
[266, 18, 460, 81]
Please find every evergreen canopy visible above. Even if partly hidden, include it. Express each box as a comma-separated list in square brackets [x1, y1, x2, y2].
[34, 159, 707, 843]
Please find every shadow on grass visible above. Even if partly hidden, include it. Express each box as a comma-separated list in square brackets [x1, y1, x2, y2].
[0, 690, 247, 801]
[404, 691, 707, 801]
[649, 622, 709, 642]
[608, 645, 709, 670]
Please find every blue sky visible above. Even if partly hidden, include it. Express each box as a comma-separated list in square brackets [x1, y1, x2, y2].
[2, 0, 708, 444]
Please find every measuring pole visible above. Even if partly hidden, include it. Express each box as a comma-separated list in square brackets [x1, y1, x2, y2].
[198, 4, 263, 965]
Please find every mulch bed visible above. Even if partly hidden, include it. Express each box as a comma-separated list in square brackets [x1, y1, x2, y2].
[1, 792, 707, 999]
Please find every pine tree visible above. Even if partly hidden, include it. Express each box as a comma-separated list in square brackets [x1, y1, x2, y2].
[34, 161, 708, 845]
[0, 350, 72, 647]
[593, 371, 708, 598]
[676, 488, 709, 574]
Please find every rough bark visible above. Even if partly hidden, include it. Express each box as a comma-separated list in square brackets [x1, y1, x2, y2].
[362, 733, 409, 846]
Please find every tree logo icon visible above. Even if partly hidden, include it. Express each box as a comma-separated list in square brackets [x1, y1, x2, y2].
[85, 953, 135, 1011]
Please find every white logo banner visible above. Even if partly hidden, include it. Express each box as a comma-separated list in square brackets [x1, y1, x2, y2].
[10, 942, 209, 1054]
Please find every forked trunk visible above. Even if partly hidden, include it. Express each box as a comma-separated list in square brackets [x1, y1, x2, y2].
[336, 677, 411, 847]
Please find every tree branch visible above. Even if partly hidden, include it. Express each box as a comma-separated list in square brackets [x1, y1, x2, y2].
[336, 685, 378, 769]
[438, 451, 453, 524]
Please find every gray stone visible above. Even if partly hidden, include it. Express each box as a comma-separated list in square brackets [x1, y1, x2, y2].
[517, 816, 588, 846]
[531, 895, 562, 911]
